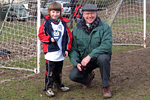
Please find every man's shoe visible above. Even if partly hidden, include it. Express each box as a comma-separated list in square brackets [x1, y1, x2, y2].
[83, 71, 95, 89]
[45, 88, 54, 97]
[101, 86, 112, 99]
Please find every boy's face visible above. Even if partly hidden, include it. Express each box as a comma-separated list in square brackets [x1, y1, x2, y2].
[50, 10, 61, 20]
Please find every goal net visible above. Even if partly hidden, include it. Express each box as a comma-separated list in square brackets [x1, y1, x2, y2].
[75, 0, 146, 47]
[0, 0, 148, 73]
[0, 0, 38, 73]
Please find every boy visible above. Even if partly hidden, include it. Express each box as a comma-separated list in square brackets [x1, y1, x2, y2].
[38, 2, 72, 97]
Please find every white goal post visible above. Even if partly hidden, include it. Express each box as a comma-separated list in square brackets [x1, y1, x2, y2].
[0, 0, 148, 73]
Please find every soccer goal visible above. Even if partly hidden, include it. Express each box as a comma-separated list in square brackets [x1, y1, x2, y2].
[0, 0, 41, 73]
[0, 0, 148, 73]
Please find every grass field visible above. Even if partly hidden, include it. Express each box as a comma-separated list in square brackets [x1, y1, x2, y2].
[0, 45, 150, 100]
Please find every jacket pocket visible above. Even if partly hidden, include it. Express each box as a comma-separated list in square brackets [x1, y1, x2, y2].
[48, 42, 60, 52]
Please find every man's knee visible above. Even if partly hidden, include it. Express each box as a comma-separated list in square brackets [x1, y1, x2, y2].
[69, 72, 75, 81]
[69, 67, 79, 82]
[97, 54, 111, 64]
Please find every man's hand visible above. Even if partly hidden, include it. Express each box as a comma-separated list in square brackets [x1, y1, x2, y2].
[77, 63, 82, 71]
[81, 55, 91, 67]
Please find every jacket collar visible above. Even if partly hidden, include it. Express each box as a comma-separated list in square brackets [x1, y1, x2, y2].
[77, 16, 102, 29]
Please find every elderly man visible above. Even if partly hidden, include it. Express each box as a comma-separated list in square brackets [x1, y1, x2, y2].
[69, 4, 112, 99]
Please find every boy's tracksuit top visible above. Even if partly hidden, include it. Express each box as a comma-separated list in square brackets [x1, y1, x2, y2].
[38, 16, 72, 61]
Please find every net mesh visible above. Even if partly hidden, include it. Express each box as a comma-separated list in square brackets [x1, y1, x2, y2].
[69, 0, 146, 45]
[0, 0, 37, 72]
[88, 0, 144, 45]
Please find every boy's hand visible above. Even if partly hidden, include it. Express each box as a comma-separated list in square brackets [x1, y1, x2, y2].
[51, 37, 55, 42]
[65, 51, 68, 57]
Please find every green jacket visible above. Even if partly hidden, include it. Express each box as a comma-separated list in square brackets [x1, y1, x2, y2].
[69, 18, 112, 67]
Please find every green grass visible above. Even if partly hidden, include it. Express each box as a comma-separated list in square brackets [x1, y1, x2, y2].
[112, 17, 144, 32]
[112, 45, 141, 52]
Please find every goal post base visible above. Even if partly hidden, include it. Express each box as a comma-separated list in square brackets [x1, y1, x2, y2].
[113, 43, 143, 46]
[0, 66, 38, 73]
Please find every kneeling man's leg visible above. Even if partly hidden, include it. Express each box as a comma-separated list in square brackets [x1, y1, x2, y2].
[69, 66, 90, 85]
[97, 54, 111, 87]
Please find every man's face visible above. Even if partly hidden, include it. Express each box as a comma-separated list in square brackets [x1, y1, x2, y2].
[82, 11, 97, 24]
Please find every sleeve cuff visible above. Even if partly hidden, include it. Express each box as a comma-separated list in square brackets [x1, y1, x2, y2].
[49, 37, 52, 42]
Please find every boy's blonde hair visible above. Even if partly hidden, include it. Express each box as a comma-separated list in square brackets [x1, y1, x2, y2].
[47, 2, 62, 16]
